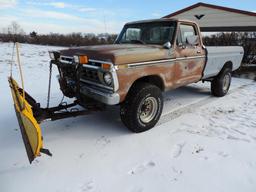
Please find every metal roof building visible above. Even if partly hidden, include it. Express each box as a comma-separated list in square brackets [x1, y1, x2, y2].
[163, 2, 256, 32]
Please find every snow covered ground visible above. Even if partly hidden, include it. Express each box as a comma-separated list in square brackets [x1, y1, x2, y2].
[0, 42, 256, 192]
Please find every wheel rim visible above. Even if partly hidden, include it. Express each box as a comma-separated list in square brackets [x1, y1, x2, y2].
[223, 73, 231, 92]
[138, 97, 158, 124]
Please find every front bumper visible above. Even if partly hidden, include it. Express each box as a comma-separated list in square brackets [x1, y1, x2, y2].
[80, 85, 120, 105]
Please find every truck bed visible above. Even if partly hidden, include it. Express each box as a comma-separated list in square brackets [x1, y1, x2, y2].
[203, 46, 244, 79]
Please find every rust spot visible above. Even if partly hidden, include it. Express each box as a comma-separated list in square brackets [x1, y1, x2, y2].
[188, 61, 196, 69]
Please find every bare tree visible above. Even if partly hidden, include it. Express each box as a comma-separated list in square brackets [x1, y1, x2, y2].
[7, 21, 25, 35]
[1, 21, 25, 42]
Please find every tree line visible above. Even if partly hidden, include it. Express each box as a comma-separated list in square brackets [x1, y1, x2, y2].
[0, 22, 118, 46]
[203, 32, 256, 65]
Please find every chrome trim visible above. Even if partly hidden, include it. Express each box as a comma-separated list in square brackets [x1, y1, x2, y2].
[59, 57, 114, 66]
[80, 85, 120, 105]
[80, 78, 113, 91]
[81, 64, 100, 70]
[127, 55, 205, 68]
[89, 59, 113, 65]
[175, 55, 205, 61]
[60, 56, 73, 64]
[61, 56, 73, 59]
[60, 60, 72, 64]
[111, 70, 119, 92]
[128, 58, 175, 67]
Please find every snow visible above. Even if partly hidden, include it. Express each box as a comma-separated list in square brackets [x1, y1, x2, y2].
[0, 42, 256, 192]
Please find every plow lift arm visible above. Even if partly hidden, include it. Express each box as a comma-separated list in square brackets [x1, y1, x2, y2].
[8, 43, 101, 163]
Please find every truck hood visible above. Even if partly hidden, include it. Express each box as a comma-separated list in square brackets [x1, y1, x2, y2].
[59, 44, 170, 65]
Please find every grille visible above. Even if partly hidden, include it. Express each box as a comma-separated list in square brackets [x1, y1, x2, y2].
[59, 56, 105, 86]
[88, 61, 101, 67]
[81, 68, 100, 83]
[60, 56, 73, 64]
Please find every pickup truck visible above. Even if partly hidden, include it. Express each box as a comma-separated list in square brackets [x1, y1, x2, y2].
[49, 18, 244, 133]
[9, 18, 244, 163]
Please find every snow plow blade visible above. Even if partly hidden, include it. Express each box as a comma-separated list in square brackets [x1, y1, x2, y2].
[8, 76, 100, 163]
[8, 77, 51, 163]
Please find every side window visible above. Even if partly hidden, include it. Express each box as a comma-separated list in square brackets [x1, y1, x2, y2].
[177, 24, 196, 45]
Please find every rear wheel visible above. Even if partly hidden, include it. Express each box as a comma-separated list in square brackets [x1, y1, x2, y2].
[211, 67, 232, 97]
[120, 82, 163, 133]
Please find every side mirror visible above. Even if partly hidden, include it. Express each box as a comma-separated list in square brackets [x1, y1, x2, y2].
[186, 35, 199, 46]
[163, 42, 172, 49]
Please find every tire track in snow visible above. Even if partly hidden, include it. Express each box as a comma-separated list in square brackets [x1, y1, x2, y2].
[158, 83, 254, 126]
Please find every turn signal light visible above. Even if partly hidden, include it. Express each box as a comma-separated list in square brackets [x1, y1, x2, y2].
[79, 55, 88, 64]
[102, 63, 111, 70]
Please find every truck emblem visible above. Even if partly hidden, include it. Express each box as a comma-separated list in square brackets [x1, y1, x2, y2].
[194, 14, 205, 20]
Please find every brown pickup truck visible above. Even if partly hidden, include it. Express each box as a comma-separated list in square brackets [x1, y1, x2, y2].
[9, 18, 244, 163]
[52, 18, 243, 133]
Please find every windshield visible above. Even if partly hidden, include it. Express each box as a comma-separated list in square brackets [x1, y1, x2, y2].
[116, 21, 176, 45]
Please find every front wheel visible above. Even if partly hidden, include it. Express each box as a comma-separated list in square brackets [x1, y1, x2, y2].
[211, 68, 232, 97]
[120, 82, 163, 133]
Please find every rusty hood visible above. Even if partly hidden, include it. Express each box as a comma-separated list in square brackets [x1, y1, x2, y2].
[59, 44, 170, 65]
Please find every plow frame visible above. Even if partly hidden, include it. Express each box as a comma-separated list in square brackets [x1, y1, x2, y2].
[8, 42, 105, 163]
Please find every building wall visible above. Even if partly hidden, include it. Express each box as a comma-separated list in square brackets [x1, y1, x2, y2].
[168, 6, 256, 29]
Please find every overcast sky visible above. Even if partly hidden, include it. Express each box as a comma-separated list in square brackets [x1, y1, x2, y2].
[0, 0, 255, 34]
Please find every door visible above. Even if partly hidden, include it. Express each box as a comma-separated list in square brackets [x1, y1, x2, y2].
[174, 23, 206, 86]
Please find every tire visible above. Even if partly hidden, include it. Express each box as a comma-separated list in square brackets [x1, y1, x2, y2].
[211, 67, 232, 97]
[120, 82, 163, 133]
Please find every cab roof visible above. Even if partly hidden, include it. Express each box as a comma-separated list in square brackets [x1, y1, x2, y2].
[125, 18, 197, 25]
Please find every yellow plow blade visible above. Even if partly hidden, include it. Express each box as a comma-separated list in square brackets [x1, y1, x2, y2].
[8, 76, 44, 163]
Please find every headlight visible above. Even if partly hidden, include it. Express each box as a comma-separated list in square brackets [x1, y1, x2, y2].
[103, 72, 112, 85]
[73, 55, 79, 63]
[49, 51, 60, 61]
[49, 52, 55, 60]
